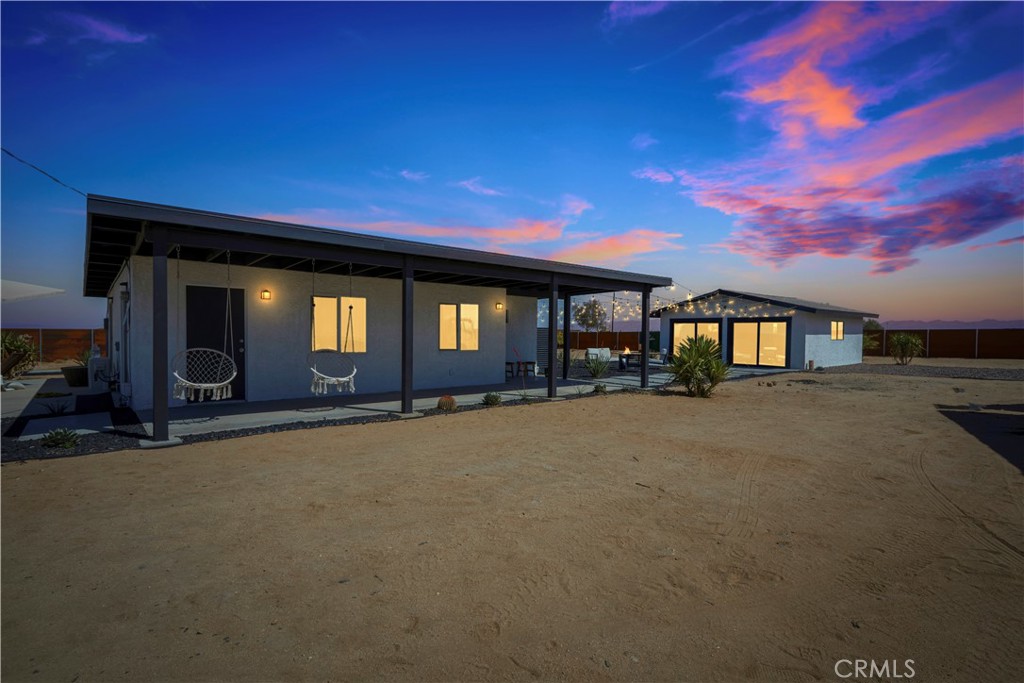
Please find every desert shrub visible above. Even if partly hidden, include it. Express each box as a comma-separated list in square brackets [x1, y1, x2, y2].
[889, 332, 924, 365]
[667, 335, 729, 398]
[592, 383, 608, 394]
[481, 392, 501, 406]
[436, 395, 458, 412]
[1, 331, 37, 379]
[584, 356, 609, 379]
[41, 427, 80, 449]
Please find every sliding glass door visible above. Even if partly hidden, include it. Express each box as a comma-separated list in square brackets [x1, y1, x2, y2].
[729, 320, 788, 367]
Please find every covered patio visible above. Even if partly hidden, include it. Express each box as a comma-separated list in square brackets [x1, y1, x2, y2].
[84, 196, 671, 444]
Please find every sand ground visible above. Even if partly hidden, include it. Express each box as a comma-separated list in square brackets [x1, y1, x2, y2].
[2, 371, 1022, 682]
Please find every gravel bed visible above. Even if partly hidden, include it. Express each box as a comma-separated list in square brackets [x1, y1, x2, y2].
[180, 413, 402, 445]
[819, 363, 1024, 382]
[1, 419, 148, 463]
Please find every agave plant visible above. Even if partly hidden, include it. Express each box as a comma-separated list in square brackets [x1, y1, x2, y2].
[667, 335, 729, 398]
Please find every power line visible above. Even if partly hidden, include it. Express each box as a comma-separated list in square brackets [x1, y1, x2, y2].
[1, 147, 86, 198]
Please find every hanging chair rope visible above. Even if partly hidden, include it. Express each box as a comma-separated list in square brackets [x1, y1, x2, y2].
[309, 259, 357, 394]
[173, 249, 238, 402]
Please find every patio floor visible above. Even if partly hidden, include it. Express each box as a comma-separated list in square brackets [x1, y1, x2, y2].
[7, 369, 676, 442]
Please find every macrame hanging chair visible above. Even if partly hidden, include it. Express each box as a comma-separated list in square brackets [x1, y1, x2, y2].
[171, 247, 238, 402]
[309, 259, 358, 395]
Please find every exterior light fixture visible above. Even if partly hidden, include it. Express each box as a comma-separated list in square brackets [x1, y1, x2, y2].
[495, 302, 504, 311]
[260, 289, 272, 301]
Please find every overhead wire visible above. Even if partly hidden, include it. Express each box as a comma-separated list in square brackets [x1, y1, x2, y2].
[1, 147, 87, 198]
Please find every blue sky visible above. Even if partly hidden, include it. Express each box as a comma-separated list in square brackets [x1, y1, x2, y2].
[2, 1, 1022, 329]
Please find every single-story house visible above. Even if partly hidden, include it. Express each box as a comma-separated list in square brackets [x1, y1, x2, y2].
[84, 196, 671, 441]
[653, 289, 878, 369]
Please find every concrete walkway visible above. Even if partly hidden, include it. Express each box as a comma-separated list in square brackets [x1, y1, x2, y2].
[10, 371, 675, 442]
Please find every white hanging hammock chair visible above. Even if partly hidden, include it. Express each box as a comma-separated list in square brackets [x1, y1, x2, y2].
[308, 260, 359, 395]
[173, 347, 238, 402]
[171, 247, 238, 402]
[309, 349, 357, 395]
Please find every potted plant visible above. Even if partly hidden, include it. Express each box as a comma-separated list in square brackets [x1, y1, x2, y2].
[61, 349, 91, 388]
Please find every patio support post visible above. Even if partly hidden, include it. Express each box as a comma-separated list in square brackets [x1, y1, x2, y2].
[640, 286, 651, 389]
[547, 277, 558, 398]
[151, 228, 170, 442]
[561, 292, 571, 380]
[401, 257, 414, 413]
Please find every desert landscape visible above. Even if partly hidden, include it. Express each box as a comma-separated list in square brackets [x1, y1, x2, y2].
[3, 367, 1022, 682]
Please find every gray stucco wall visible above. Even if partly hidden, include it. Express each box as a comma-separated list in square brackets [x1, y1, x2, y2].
[505, 295, 538, 363]
[802, 313, 864, 368]
[120, 256, 530, 410]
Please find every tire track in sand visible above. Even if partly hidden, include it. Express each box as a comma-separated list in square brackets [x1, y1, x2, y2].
[912, 449, 1024, 570]
[718, 452, 770, 539]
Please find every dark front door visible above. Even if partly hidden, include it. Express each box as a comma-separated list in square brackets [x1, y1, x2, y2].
[186, 285, 246, 401]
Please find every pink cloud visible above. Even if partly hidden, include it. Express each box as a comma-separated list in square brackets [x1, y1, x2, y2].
[816, 71, 1024, 187]
[670, 2, 1024, 274]
[547, 229, 684, 268]
[726, 2, 949, 145]
[260, 210, 568, 248]
[966, 235, 1024, 252]
[61, 13, 149, 44]
[452, 176, 505, 196]
[603, 2, 671, 30]
[632, 167, 675, 184]
[713, 162, 1024, 274]
[560, 194, 594, 217]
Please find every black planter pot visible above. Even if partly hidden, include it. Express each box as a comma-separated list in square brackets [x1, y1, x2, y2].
[61, 366, 89, 387]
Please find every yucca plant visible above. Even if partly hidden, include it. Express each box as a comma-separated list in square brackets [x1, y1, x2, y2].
[667, 335, 729, 398]
[584, 356, 609, 379]
[889, 332, 925, 365]
[481, 392, 501, 406]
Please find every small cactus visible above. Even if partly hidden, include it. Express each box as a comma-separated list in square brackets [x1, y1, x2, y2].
[437, 394, 458, 412]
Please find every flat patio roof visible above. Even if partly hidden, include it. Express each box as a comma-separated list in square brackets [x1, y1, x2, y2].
[84, 195, 671, 298]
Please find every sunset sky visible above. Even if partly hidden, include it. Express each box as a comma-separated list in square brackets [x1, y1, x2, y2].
[2, 1, 1022, 328]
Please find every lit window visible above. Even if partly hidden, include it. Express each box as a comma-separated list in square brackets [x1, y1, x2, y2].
[439, 304, 458, 350]
[831, 320, 844, 341]
[440, 303, 479, 351]
[312, 296, 367, 353]
[340, 297, 367, 352]
[672, 320, 720, 353]
[461, 304, 479, 351]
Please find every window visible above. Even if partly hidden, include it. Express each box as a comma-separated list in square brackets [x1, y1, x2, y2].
[831, 320, 844, 341]
[461, 304, 479, 351]
[312, 296, 367, 352]
[730, 320, 788, 367]
[439, 304, 458, 350]
[440, 303, 479, 351]
[671, 321, 720, 352]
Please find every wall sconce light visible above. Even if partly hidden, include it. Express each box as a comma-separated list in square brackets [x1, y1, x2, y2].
[260, 289, 272, 301]
[495, 302, 504, 311]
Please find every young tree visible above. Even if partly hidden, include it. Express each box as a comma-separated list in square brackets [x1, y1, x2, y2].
[572, 299, 608, 332]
